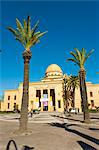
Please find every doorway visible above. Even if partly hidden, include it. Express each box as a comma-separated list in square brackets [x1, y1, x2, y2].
[43, 101, 48, 111]
[50, 89, 56, 111]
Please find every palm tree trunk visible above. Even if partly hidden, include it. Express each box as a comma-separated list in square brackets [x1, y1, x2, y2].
[19, 50, 32, 132]
[65, 88, 68, 111]
[79, 69, 90, 123]
[72, 87, 75, 108]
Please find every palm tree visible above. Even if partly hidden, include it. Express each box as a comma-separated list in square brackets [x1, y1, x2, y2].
[7, 16, 47, 131]
[67, 75, 79, 108]
[67, 48, 94, 123]
[62, 74, 70, 112]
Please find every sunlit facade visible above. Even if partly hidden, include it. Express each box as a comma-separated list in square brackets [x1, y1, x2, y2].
[1, 64, 99, 112]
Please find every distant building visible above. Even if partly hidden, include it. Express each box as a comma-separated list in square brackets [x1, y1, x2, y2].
[1, 64, 99, 112]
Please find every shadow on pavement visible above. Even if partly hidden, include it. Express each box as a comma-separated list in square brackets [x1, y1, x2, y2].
[51, 114, 83, 123]
[77, 141, 97, 150]
[89, 127, 99, 131]
[49, 123, 99, 145]
[49, 122, 65, 128]
[90, 117, 99, 120]
[23, 145, 34, 150]
[49, 122, 80, 128]
[6, 139, 34, 150]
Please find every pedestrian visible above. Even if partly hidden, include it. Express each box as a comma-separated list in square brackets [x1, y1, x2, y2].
[30, 110, 33, 118]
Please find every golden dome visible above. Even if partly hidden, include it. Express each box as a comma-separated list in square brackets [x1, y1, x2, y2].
[45, 64, 63, 78]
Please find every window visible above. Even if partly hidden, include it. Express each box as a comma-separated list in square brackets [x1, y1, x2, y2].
[43, 89, 48, 94]
[90, 92, 93, 97]
[8, 103, 10, 109]
[13, 103, 17, 110]
[14, 103, 16, 107]
[14, 95, 16, 100]
[91, 100, 94, 107]
[36, 90, 41, 97]
[8, 96, 10, 100]
[58, 100, 61, 108]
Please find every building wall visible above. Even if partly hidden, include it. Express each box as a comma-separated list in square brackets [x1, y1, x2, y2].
[87, 83, 99, 109]
[1, 90, 19, 111]
[75, 82, 99, 111]
[1, 81, 99, 112]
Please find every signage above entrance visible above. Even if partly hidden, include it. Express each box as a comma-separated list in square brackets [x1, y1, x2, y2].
[40, 98, 49, 102]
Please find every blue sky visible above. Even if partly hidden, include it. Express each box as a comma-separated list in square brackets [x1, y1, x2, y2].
[0, 0, 99, 96]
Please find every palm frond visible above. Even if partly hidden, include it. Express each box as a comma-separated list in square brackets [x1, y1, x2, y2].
[7, 16, 47, 49]
[70, 51, 79, 61]
[26, 31, 47, 49]
[67, 58, 80, 66]
[27, 16, 31, 39]
[27, 16, 31, 31]
[7, 27, 19, 37]
[23, 19, 27, 31]
[67, 75, 79, 91]
[15, 36, 25, 48]
[68, 48, 94, 70]
[25, 36, 39, 49]
[81, 48, 86, 66]
[31, 20, 39, 37]
[74, 48, 82, 65]
[16, 18, 24, 34]
[34, 31, 41, 36]
[36, 31, 48, 38]
[84, 49, 94, 63]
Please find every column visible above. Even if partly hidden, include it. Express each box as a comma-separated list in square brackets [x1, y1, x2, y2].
[48, 89, 51, 111]
[41, 90, 43, 111]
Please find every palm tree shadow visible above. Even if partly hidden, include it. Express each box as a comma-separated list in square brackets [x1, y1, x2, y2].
[65, 127, 99, 145]
[49, 123, 80, 128]
[77, 141, 97, 150]
[51, 114, 83, 123]
[89, 128, 99, 131]
[49, 123, 65, 128]
[23, 145, 34, 150]
[49, 123, 99, 145]
[91, 117, 99, 120]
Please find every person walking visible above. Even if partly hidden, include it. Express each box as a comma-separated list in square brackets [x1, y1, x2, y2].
[30, 109, 33, 118]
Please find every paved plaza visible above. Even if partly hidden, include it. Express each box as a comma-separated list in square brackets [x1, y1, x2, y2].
[0, 112, 99, 150]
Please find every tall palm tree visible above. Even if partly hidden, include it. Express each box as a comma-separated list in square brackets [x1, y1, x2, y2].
[7, 16, 47, 131]
[67, 48, 94, 123]
[67, 75, 79, 108]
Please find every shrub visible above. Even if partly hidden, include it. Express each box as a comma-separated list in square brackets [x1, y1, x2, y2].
[88, 109, 98, 113]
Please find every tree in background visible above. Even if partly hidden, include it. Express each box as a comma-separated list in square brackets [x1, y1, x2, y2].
[67, 75, 79, 108]
[67, 48, 94, 123]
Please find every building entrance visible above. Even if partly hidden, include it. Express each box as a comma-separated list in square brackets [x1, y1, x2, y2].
[43, 101, 48, 111]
